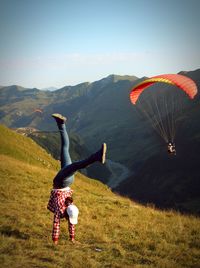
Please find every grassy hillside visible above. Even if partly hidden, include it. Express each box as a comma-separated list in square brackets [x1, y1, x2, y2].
[0, 125, 59, 170]
[0, 124, 200, 268]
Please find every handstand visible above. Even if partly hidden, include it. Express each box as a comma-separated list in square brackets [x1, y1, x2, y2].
[47, 113, 107, 244]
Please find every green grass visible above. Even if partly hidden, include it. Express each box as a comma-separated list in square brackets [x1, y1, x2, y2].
[0, 124, 200, 268]
[0, 125, 59, 170]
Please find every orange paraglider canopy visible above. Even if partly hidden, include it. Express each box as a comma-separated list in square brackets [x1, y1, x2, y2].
[34, 108, 43, 113]
[130, 74, 198, 104]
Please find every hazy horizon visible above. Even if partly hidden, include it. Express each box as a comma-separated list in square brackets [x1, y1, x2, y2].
[0, 68, 199, 90]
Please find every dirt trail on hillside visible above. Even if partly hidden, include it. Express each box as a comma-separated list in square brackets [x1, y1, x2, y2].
[106, 159, 131, 189]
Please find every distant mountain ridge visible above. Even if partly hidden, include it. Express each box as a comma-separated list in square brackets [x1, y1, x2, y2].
[41, 86, 58, 91]
[0, 73, 149, 168]
[0, 70, 199, 168]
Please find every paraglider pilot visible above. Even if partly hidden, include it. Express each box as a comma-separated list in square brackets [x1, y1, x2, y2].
[47, 113, 107, 244]
[167, 142, 176, 155]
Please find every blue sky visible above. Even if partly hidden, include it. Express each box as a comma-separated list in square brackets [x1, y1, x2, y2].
[0, 0, 199, 88]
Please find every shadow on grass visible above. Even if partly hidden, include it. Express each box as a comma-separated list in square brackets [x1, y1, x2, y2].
[0, 226, 30, 240]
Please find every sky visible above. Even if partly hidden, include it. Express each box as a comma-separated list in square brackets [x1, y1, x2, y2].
[0, 0, 199, 88]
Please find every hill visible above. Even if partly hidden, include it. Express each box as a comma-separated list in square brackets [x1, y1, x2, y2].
[0, 74, 156, 169]
[0, 70, 200, 215]
[0, 124, 200, 268]
[1, 71, 199, 170]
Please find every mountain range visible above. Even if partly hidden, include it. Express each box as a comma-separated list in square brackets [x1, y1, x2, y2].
[0, 74, 156, 167]
[0, 69, 200, 214]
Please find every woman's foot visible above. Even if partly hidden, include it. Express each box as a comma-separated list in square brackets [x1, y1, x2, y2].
[52, 113, 67, 124]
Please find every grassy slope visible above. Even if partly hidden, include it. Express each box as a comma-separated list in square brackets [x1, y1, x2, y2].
[0, 124, 200, 268]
